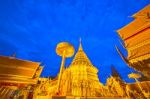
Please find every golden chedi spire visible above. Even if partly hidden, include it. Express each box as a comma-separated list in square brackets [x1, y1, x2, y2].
[70, 38, 95, 68]
[78, 38, 83, 51]
[64, 39, 103, 97]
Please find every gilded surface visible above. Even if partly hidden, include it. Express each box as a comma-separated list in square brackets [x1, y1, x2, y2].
[116, 5, 150, 79]
[0, 5, 150, 99]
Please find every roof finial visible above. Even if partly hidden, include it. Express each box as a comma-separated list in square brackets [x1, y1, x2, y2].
[78, 37, 83, 51]
[79, 37, 82, 44]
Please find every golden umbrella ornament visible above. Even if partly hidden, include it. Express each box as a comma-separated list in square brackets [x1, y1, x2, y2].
[128, 73, 145, 97]
[56, 42, 75, 94]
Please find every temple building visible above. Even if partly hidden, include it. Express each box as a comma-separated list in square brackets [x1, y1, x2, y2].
[0, 55, 43, 99]
[0, 4, 150, 99]
[32, 41, 109, 99]
[33, 40, 150, 99]
[116, 4, 150, 79]
[59, 42, 105, 97]
[115, 4, 150, 98]
[0, 39, 149, 98]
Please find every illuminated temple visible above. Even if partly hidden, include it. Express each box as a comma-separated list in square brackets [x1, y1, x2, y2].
[0, 55, 43, 99]
[30, 42, 127, 99]
[116, 4, 150, 79]
[0, 4, 150, 99]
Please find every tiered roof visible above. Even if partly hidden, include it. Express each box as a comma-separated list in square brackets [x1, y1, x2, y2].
[70, 41, 98, 72]
[0, 56, 43, 84]
[117, 4, 150, 63]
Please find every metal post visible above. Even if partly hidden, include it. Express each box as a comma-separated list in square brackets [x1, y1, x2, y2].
[57, 51, 66, 94]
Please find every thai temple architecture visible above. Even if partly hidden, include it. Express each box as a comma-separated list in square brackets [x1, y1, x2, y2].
[0, 4, 150, 99]
[0, 55, 43, 99]
[32, 41, 108, 99]
[60, 42, 104, 97]
[115, 4, 150, 98]
[116, 4, 150, 79]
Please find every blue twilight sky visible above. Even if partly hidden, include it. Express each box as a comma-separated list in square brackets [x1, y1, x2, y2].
[0, 0, 149, 83]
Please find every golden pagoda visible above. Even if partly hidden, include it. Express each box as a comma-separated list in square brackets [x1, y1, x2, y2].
[116, 4, 150, 79]
[59, 41, 105, 97]
[33, 41, 138, 99]
[32, 41, 108, 99]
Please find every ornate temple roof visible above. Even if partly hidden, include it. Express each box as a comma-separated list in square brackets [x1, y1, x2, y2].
[116, 5, 150, 79]
[117, 5, 150, 41]
[0, 55, 43, 84]
[70, 41, 98, 71]
[117, 4, 150, 63]
[71, 42, 91, 65]
[132, 4, 150, 18]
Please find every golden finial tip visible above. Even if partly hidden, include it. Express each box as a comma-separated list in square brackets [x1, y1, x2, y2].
[79, 37, 82, 43]
[78, 37, 83, 51]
